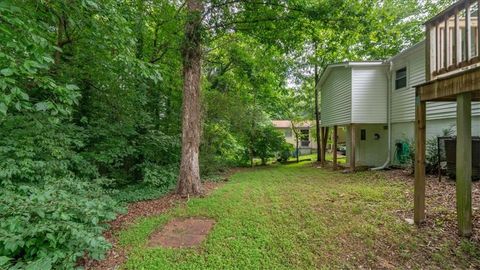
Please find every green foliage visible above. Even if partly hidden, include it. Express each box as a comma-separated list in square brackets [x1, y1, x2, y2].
[0, 116, 94, 184]
[0, 1, 81, 117]
[0, 179, 121, 269]
[113, 183, 173, 203]
[200, 122, 245, 175]
[279, 142, 295, 163]
[425, 126, 455, 174]
[251, 124, 286, 165]
[404, 126, 455, 174]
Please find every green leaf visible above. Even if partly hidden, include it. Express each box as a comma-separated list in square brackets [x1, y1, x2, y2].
[25, 257, 52, 270]
[85, 0, 99, 9]
[1, 68, 13, 76]
[65, 84, 79, 91]
[0, 256, 10, 267]
[34, 101, 51, 111]
[0, 102, 7, 115]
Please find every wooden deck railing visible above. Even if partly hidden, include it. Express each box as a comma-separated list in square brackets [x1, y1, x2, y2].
[426, 0, 480, 80]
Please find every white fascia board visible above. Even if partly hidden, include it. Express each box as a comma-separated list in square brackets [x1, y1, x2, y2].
[317, 61, 387, 89]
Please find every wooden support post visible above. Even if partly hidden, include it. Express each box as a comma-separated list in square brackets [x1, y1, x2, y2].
[350, 124, 356, 172]
[414, 96, 426, 225]
[333, 125, 338, 170]
[321, 127, 329, 167]
[456, 92, 472, 237]
[320, 126, 325, 165]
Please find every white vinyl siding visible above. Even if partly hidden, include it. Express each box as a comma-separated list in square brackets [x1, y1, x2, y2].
[351, 67, 388, 123]
[390, 41, 480, 122]
[321, 67, 352, 126]
[391, 44, 424, 123]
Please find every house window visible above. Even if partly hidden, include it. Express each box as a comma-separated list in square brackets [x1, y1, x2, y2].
[395, 67, 407, 90]
[300, 129, 309, 147]
[361, 129, 366, 141]
[285, 129, 292, 138]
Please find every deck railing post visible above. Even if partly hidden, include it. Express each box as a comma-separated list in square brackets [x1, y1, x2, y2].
[467, 1, 472, 60]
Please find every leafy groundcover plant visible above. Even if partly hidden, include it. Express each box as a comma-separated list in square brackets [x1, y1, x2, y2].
[0, 179, 122, 269]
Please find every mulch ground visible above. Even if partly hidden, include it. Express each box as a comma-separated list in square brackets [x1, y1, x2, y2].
[384, 169, 480, 243]
[83, 181, 221, 270]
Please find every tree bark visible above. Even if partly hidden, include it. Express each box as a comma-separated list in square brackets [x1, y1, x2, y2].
[135, 0, 145, 59]
[291, 122, 300, 163]
[314, 43, 321, 162]
[177, 0, 204, 196]
[296, 136, 299, 163]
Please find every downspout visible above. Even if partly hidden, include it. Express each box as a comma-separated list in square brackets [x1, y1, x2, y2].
[371, 60, 393, 171]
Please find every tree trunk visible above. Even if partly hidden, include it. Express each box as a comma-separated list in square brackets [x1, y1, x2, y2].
[296, 136, 299, 163]
[314, 43, 321, 162]
[321, 127, 329, 166]
[135, 0, 145, 59]
[176, 0, 203, 196]
[250, 146, 254, 167]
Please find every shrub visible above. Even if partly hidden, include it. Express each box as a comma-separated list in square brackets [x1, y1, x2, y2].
[142, 163, 178, 188]
[0, 179, 122, 269]
[0, 116, 124, 269]
[200, 122, 244, 175]
[252, 125, 286, 165]
[278, 142, 294, 163]
[404, 126, 455, 174]
[0, 116, 97, 184]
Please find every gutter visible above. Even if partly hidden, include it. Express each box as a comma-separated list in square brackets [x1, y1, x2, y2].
[371, 60, 393, 171]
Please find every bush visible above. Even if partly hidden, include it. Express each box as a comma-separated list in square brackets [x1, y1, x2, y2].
[0, 116, 124, 269]
[252, 125, 286, 165]
[0, 116, 97, 184]
[0, 179, 122, 269]
[405, 126, 455, 174]
[200, 122, 244, 175]
[278, 142, 294, 163]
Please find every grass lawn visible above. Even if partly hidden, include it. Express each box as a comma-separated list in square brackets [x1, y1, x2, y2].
[288, 153, 346, 164]
[117, 163, 480, 269]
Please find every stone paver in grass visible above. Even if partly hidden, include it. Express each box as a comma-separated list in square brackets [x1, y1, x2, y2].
[148, 218, 215, 248]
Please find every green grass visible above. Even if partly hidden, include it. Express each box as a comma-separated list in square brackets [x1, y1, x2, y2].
[288, 153, 347, 164]
[117, 163, 480, 269]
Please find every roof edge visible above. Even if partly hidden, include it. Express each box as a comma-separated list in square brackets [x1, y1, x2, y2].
[317, 61, 387, 89]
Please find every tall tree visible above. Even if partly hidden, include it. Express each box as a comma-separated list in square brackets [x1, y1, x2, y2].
[177, 0, 204, 195]
[314, 41, 321, 162]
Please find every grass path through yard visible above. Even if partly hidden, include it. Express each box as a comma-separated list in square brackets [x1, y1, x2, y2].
[117, 163, 480, 269]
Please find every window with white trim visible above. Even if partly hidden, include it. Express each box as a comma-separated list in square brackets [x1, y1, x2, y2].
[395, 67, 407, 90]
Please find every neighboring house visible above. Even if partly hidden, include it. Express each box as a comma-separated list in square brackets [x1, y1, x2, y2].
[318, 40, 480, 169]
[272, 120, 317, 155]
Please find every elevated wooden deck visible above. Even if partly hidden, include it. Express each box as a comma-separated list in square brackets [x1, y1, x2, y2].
[415, 0, 480, 237]
[417, 66, 480, 101]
